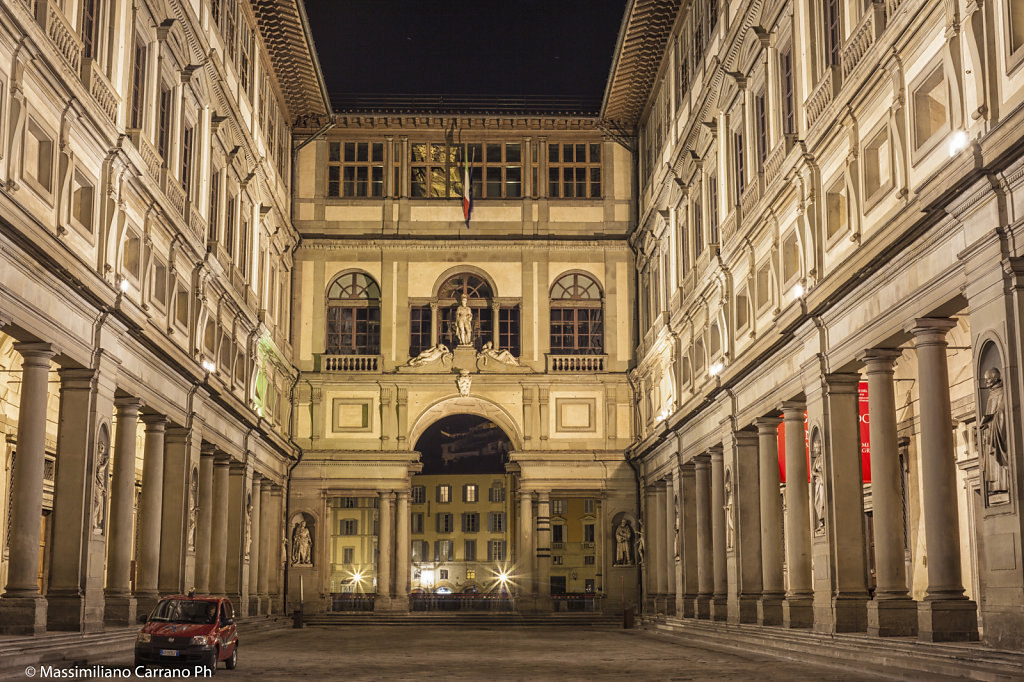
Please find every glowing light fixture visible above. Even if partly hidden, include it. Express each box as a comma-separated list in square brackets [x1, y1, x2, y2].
[201, 359, 216, 373]
[118, 278, 130, 292]
[948, 130, 969, 157]
[352, 571, 363, 584]
[792, 283, 804, 298]
[709, 361, 724, 377]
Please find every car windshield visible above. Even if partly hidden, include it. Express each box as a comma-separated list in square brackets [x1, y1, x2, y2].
[149, 599, 218, 624]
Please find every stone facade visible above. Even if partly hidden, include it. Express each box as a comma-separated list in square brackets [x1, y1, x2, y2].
[616, 0, 1024, 649]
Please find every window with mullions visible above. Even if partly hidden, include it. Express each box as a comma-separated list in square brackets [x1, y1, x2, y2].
[130, 38, 146, 129]
[548, 143, 602, 198]
[549, 272, 603, 355]
[498, 307, 520, 357]
[733, 131, 745, 198]
[81, 0, 100, 60]
[755, 91, 767, 166]
[157, 84, 172, 161]
[411, 142, 462, 198]
[823, 0, 841, 68]
[465, 143, 522, 198]
[328, 142, 385, 198]
[780, 46, 796, 135]
[409, 305, 432, 357]
[325, 272, 381, 355]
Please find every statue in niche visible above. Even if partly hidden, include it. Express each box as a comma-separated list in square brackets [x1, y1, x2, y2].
[406, 343, 452, 367]
[186, 469, 198, 550]
[291, 517, 313, 566]
[811, 433, 826, 535]
[724, 469, 735, 550]
[92, 428, 110, 534]
[673, 494, 680, 560]
[635, 520, 646, 566]
[454, 294, 474, 347]
[614, 518, 634, 565]
[980, 367, 1010, 498]
[243, 493, 253, 559]
[456, 369, 472, 397]
[478, 341, 520, 367]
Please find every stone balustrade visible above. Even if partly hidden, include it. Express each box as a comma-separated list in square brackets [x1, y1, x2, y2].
[805, 67, 836, 130]
[80, 57, 120, 126]
[323, 354, 381, 372]
[841, 9, 878, 81]
[547, 354, 606, 372]
[35, 0, 81, 74]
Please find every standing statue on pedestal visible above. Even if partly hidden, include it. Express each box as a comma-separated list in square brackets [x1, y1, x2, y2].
[291, 518, 312, 566]
[614, 518, 634, 565]
[980, 367, 1010, 499]
[455, 294, 474, 347]
[723, 469, 735, 550]
[635, 520, 646, 566]
[811, 434, 826, 534]
[92, 432, 110, 534]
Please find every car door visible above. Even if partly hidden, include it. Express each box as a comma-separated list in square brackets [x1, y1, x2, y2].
[218, 600, 237, 657]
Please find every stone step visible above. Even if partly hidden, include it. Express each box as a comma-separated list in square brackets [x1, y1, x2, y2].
[304, 612, 622, 627]
[645, 617, 1024, 682]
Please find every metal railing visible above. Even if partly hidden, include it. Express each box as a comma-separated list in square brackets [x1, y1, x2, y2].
[329, 594, 375, 612]
[551, 594, 601, 612]
[410, 594, 515, 612]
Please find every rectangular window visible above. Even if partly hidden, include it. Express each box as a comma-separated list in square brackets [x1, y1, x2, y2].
[342, 547, 354, 564]
[912, 64, 949, 152]
[464, 540, 477, 562]
[81, 0, 99, 60]
[780, 46, 795, 135]
[224, 196, 235, 253]
[488, 485, 505, 503]
[411, 485, 426, 504]
[584, 498, 595, 514]
[552, 524, 565, 544]
[733, 131, 745, 198]
[439, 569, 449, 580]
[549, 307, 603, 355]
[409, 305, 432, 358]
[157, 84, 172, 161]
[123, 231, 141, 280]
[487, 512, 505, 533]
[825, 178, 848, 240]
[25, 121, 54, 192]
[410, 540, 426, 562]
[583, 523, 595, 543]
[755, 91, 767, 166]
[464, 142, 523, 198]
[181, 124, 194, 200]
[410, 142, 461, 198]
[175, 282, 189, 328]
[340, 519, 358, 535]
[434, 539, 453, 561]
[437, 485, 451, 503]
[238, 19, 253, 94]
[71, 171, 94, 233]
[463, 484, 478, 503]
[693, 197, 703, 257]
[824, 0, 841, 67]
[708, 175, 719, 244]
[436, 513, 453, 533]
[222, 0, 237, 56]
[411, 512, 424, 534]
[863, 125, 892, 201]
[462, 512, 479, 533]
[328, 142, 385, 197]
[552, 555, 564, 565]
[584, 555, 595, 565]
[208, 171, 220, 243]
[551, 500, 567, 515]
[547, 142, 602, 198]
[152, 261, 168, 308]
[131, 38, 146, 129]
[487, 540, 506, 561]
[756, 263, 771, 311]
[498, 306, 520, 358]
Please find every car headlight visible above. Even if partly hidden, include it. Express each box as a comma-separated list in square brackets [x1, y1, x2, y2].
[137, 633, 151, 643]
[189, 635, 211, 646]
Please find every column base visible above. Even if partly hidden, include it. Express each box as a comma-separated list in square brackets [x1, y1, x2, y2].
[678, 595, 695, 618]
[103, 595, 137, 627]
[694, 596, 711, 619]
[867, 598, 918, 637]
[918, 599, 979, 642]
[782, 597, 813, 629]
[644, 596, 656, 614]
[832, 595, 869, 633]
[710, 596, 729, 621]
[654, 594, 669, 615]
[728, 595, 758, 624]
[0, 596, 48, 635]
[248, 596, 262, 616]
[47, 593, 104, 633]
[665, 596, 677, 617]
[757, 596, 784, 626]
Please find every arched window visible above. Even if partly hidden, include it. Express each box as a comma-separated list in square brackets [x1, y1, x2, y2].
[409, 272, 520, 357]
[437, 273, 493, 352]
[326, 272, 381, 355]
[549, 272, 603, 355]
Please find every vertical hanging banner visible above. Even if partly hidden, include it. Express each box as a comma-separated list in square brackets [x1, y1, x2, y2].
[859, 381, 871, 482]
[776, 411, 811, 483]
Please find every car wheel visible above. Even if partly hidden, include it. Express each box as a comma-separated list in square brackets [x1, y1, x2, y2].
[225, 644, 238, 670]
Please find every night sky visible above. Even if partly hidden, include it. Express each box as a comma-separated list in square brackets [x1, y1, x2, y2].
[304, 0, 627, 107]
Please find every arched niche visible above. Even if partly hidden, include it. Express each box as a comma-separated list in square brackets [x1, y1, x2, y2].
[407, 395, 524, 453]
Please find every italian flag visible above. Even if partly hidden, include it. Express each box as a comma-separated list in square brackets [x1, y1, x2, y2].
[463, 154, 473, 226]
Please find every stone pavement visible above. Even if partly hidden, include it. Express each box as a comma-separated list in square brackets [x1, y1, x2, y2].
[99, 625, 887, 681]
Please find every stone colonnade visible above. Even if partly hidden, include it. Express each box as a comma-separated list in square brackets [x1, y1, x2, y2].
[640, 319, 978, 643]
[0, 340, 289, 635]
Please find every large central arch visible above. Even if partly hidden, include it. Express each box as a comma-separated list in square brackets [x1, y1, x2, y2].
[407, 395, 524, 453]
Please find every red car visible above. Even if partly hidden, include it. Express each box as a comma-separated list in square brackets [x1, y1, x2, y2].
[135, 594, 239, 673]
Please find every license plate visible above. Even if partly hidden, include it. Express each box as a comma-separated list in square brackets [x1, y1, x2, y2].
[159, 649, 179, 657]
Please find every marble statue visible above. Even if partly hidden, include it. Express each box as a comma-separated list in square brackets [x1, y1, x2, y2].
[407, 343, 452, 367]
[454, 294, 474, 346]
[243, 494, 253, 559]
[635, 520, 646, 566]
[981, 367, 1010, 497]
[811, 435, 826, 534]
[673, 495, 680, 560]
[291, 518, 312, 566]
[457, 369, 472, 396]
[92, 433, 110, 534]
[478, 341, 520, 367]
[723, 469, 735, 550]
[186, 470, 198, 550]
[614, 518, 634, 565]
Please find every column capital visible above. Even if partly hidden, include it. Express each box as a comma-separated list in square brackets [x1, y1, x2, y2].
[396, 490, 411, 501]
[141, 414, 167, 430]
[260, 477, 274, 491]
[707, 446, 724, 463]
[213, 453, 232, 467]
[114, 397, 143, 416]
[251, 471, 263, 483]
[754, 417, 783, 433]
[13, 341, 55, 365]
[693, 452, 711, 469]
[905, 317, 957, 341]
[56, 366, 96, 388]
[519, 490, 534, 500]
[536, 490, 550, 501]
[733, 429, 759, 445]
[856, 348, 902, 370]
[378, 490, 395, 501]
[779, 401, 806, 419]
[822, 372, 862, 394]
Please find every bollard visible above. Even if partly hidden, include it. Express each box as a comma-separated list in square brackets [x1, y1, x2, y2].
[623, 606, 634, 629]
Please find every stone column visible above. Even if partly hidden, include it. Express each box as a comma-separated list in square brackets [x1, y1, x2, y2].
[665, 472, 679, 617]
[781, 402, 813, 628]
[269, 485, 284, 612]
[518, 491, 534, 599]
[257, 479, 272, 613]
[678, 461, 698, 618]
[208, 455, 230, 595]
[756, 417, 785, 625]
[648, 483, 666, 612]
[194, 447, 214, 593]
[535, 491, 551, 610]
[0, 343, 54, 635]
[859, 349, 917, 636]
[728, 430, 762, 625]
[135, 415, 166, 615]
[106, 398, 141, 625]
[247, 473, 262, 615]
[224, 462, 248, 610]
[709, 446, 728, 621]
[158, 426, 192, 596]
[907, 319, 978, 642]
[394, 490, 410, 608]
[693, 454, 713, 619]
[376, 491, 394, 605]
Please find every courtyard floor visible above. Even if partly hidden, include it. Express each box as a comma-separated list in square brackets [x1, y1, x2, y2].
[121, 625, 885, 681]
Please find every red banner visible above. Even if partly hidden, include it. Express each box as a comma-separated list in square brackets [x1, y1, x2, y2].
[776, 384, 871, 483]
